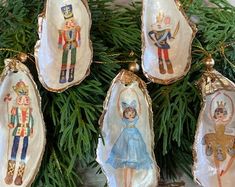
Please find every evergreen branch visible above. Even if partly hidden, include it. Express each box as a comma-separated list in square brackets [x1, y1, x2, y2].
[1, 0, 235, 184]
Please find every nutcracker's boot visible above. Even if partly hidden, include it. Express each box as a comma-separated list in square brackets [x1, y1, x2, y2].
[166, 60, 174, 74]
[68, 65, 75, 82]
[159, 58, 166, 74]
[14, 162, 26, 186]
[59, 65, 67, 83]
[4, 160, 16, 185]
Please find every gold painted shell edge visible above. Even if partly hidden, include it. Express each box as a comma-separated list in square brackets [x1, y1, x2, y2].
[0, 60, 47, 187]
[34, 0, 93, 93]
[97, 69, 160, 185]
[141, 0, 197, 85]
[192, 70, 235, 186]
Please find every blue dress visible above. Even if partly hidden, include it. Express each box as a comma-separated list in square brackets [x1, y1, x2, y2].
[106, 116, 152, 170]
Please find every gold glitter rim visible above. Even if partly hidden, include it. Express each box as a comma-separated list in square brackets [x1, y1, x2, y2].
[97, 69, 160, 185]
[34, 0, 93, 93]
[141, 0, 197, 85]
[192, 66, 235, 185]
[0, 59, 46, 187]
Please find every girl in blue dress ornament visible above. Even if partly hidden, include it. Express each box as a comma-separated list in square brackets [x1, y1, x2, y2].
[106, 100, 152, 187]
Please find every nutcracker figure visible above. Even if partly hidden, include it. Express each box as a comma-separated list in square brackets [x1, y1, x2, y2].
[58, 4, 81, 83]
[148, 12, 179, 74]
[4, 80, 34, 186]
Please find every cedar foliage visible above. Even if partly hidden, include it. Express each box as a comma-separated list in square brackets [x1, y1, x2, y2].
[0, 0, 234, 186]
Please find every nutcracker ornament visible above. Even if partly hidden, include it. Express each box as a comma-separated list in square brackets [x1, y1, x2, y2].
[0, 56, 46, 186]
[35, 0, 92, 92]
[96, 68, 159, 187]
[58, 4, 81, 84]
[142, 0, 196, 84]
[148, 12, 179, 75]
[193, 58, 235, 187]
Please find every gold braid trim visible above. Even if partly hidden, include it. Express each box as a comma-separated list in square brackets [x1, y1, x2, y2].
[16, 163, 26, 177]
[7, 161, 16, 175]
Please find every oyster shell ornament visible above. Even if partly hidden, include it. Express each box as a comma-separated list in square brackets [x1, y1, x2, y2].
[35, 0, 92, 92]
[96, 69, 159, 187]
[0, 58, 46, 186]
[193, 58, 235, 187]
[142, 0, 196, 84]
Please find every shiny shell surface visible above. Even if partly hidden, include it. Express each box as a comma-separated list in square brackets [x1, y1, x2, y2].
[193, 69, 235, 187]
[142, 0, 196, 84]
[0, 59, 46, 187]
[35, 0, 92, 92]
[96, 70, 159, 187]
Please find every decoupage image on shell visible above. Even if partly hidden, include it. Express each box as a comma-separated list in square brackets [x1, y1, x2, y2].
[193, 61, 235, 187]
[96, 70, 159, 187]
[0, 59, 46, 187]
[35, 0, 93, 92]
[142, 0, 196, 84]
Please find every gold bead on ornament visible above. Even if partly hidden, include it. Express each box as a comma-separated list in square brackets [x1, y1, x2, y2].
[17, 53, 28, 62]
[204, 57, 215, 71]
[128, 60, 140, 73]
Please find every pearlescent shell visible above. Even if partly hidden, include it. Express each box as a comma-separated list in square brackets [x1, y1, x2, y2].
[0, 60, 46, 187]
[35, 0, 92, 92]
[96, 70, 159, 187]
[193, 70, 235, 187]
[142, 0, 196, 84]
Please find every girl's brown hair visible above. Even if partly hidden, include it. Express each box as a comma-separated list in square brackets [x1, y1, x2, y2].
[123, 107, 137, 119]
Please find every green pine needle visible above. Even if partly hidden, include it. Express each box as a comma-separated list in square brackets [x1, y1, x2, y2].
[0, 0, 235, 185]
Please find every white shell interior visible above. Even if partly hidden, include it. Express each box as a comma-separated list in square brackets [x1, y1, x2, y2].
[0, 65, 45, 187]
[35, 0, 92, 91]
[194, 90, 235, 187]
[96, 80, 158, 187]
[142, 0, 194, 84]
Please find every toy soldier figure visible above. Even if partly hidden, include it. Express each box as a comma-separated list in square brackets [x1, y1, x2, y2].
[58, 4, 81, 83]
[5, 80, 34, 186]
[149, 12, 179, 74]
